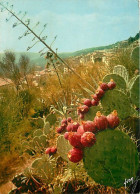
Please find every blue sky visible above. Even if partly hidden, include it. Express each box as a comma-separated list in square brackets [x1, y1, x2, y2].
[0, 0, 139, 53]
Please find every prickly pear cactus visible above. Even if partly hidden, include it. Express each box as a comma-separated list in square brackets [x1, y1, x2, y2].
[43, 122, 51, 135]
[46, 113, 57, 126]
[31, 155, 56, 183]
[131, 46, 139, 68]
[33, 129, 43, 137]
[101, 90, 132, 119]
[33, 135, 49, 149]
[84, 106, 101, 121]
[103, 74, 126, 90]
[83, 129, 139, 188]
[57, 135, 72, 162]
[130, 75, 139, 108]
[113, 65, 129, 83]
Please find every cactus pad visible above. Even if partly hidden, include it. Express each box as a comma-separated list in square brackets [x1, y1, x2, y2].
[46, 113, 57, 126]
[31, 155, 56, 183]
[83, 129, 139, 188]
[84, 106, 101, 121]
[57, 135, 73, 162]
[33, 129, 43, 137]
[43, 122, 51, 135]
[130, 75, 140, 108]
[113, 65, 129, 83]
[101, 90, 131, 119]
[103, 74, 126, 90]
[33, 135, 48, 149]
[131, 46, 139, 68]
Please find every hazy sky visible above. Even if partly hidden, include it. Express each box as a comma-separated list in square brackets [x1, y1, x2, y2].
[0, 0, 139, 53]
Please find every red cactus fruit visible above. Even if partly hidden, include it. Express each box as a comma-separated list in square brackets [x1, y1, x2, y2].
[91, 99, 99, 106]
[68, 132, 83, 148]
[45, 147, 51, 154]
[82, 121, 97, 133]
[79, 113, 84, 119]
[77, 125, 85, 135]
[81, 132, 96, 147]
[83, 99, 92, 107]
[61, 118, 68, 125]
[96, 89, 105, 98]
[108, 79, 116, 90]
[68, 148, 83, 163]
[107, 110, 120, 129]
[66, 123, 74, 132]
[78, 105, 89, 114]
[64, 132, 69, 140]
[66, 122, 80, 132]
[99, 82, 109, 91]
[94, 111, 108, 131]
[61, 123, 67, 130]
[73, 122, 80, 131]
[56, 126, 63, 133]
[91, 94, 100, 101]
[51, 146, 57, 154]
[67, 117, 72, 122]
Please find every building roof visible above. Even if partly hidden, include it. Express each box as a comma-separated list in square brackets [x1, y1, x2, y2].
[0, 78, 13, 87]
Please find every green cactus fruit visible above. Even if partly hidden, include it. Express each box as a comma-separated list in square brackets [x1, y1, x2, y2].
[83, 129, 139, 188]
[130, 75, 140, 108]
[101, 90, 132, 119]
[103, 74, 126, 90]
[46, 113, 57, 126]
[131, 46, 139, 69]
[84, 106, 101, 121]
[44, 122, 51, 135]
[33, 129, 43, 137]
[57, 135, 73, 162]
[113, 65, 129, 83]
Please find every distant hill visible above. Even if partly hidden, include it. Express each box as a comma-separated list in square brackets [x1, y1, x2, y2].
[0, 32, 139, 68]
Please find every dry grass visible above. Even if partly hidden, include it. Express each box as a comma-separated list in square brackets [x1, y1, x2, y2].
[41, 61, 109, 106]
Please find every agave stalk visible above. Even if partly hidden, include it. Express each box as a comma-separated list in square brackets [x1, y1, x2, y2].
[0, 2, 94, 91]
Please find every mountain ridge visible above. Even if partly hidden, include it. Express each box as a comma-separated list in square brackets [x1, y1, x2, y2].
[0, 32, 139, 69]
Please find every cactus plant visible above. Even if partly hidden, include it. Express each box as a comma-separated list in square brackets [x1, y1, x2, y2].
[33, 129, 43, 137]
[43, 121, 51, 135]
[84, 106, 101, 121]
[57, 135, 73, 162]
[31, 155, 56, 183]
[83, 129, 139, 188]
[113, 65, 129, 83]
[101, 90, 132, 119]
[131, 46, 139, 68]
[130, 75, 140, 108]
[103, 74, 126, 90]
[46, 113, 57, 126]
[33, 135, 49, 150]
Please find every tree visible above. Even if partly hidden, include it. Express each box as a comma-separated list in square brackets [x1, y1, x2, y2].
[0, 51, 33, 91]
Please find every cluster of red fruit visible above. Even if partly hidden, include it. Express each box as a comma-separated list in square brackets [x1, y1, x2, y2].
[77, 79, 116, 119]
[55, 110, 119, 163]
[45, 146, 57, 155]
